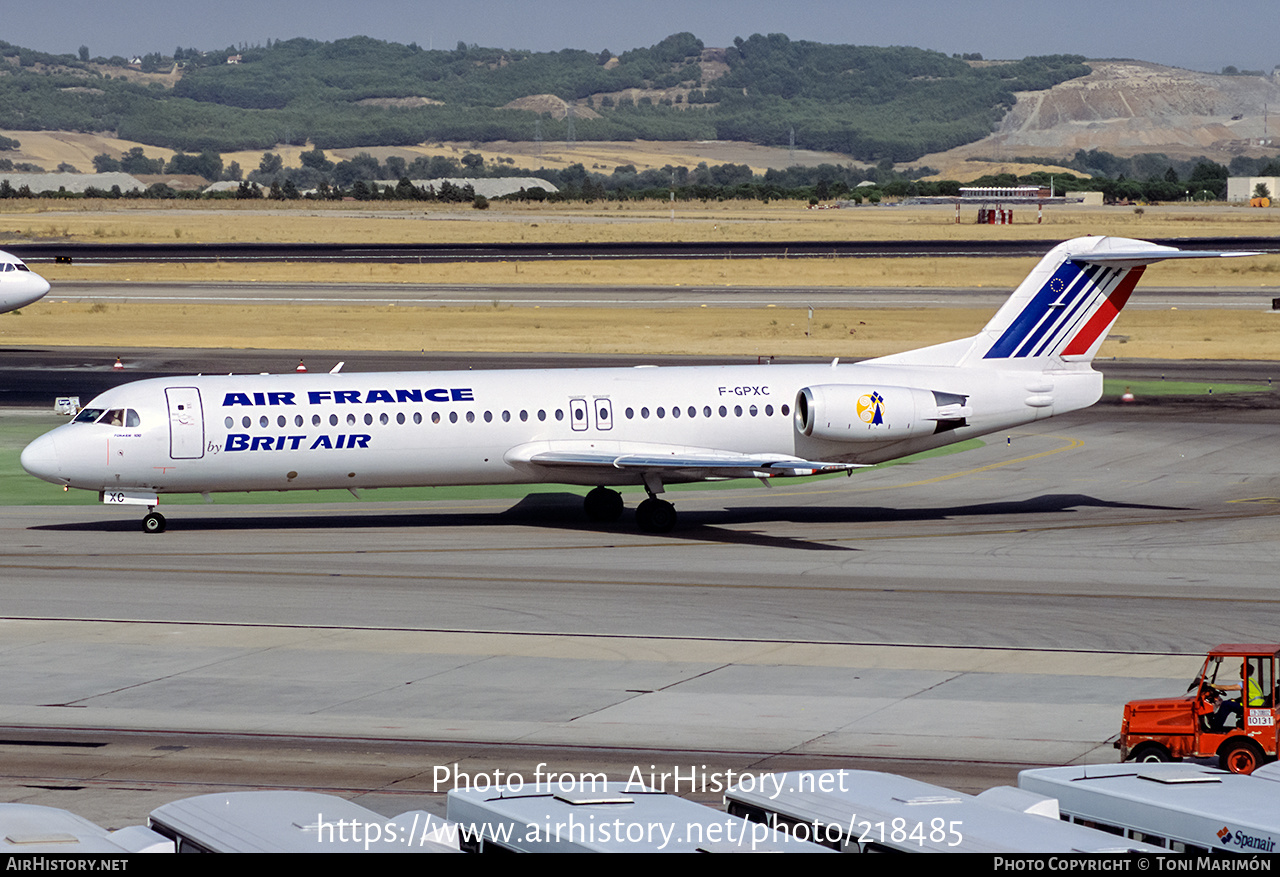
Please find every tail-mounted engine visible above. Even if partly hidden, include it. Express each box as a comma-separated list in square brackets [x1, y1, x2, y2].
[795, 384, 971, 442]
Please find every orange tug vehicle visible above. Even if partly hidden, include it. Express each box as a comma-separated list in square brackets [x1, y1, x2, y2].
[1117, 645, 1279, 774]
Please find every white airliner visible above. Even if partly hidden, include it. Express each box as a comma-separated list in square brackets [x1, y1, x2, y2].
[0, 250, 50, 313]
[20, 236, 1254, 533]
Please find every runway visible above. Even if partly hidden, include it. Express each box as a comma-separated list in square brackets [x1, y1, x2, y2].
[2, 387, 1278, 823]
[37, 279, 1280, 309]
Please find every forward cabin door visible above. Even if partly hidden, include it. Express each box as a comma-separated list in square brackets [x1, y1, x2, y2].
[166, 387, 205, 460]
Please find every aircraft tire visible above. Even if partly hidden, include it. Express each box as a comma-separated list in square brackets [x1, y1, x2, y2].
[636, 498, 677, 533]
[142, 511, 166, 534]
[584, 487, 624, 523]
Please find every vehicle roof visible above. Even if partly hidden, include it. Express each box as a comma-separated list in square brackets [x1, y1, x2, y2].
[726, 770, 1162, 853]
[1208, 644, 1280, 657]
[447, 781, 827, 852]
[0, 803, 170, 853]
[149, 790, 457, 853]
[1018, 764, 1280, 845]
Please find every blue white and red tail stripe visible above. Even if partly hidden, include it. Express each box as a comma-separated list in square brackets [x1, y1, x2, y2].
[983, 260, 1146, 360]
[970, 236, 1257, 366]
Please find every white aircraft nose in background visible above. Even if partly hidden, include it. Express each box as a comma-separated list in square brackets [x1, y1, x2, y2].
[19, 430, 61, 484]
[0, 250, 51, 313]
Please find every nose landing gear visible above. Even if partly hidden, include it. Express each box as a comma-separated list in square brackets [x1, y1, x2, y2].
[142, 509, 166, 534]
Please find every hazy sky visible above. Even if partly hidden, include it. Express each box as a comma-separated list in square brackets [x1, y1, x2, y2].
[5, 0, 1275, 75]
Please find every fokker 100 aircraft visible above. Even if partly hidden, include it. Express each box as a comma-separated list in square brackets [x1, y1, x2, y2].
[0, 250, 51, 313]
[21, 236, 1254, 533]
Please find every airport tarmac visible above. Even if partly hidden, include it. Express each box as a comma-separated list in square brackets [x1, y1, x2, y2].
[37, 279, 1279, 309]
[2, 391, 1278, 825]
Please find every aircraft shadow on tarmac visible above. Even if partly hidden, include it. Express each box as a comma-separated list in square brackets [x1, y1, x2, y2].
[31, 492, 1190, 552]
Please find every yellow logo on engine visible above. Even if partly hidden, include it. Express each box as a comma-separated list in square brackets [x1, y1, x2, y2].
[857, 391, 886, 425]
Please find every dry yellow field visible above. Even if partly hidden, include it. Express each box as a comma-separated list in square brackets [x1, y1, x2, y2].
[5, 301, 1279, 361]
[5, 200, 1280, 248]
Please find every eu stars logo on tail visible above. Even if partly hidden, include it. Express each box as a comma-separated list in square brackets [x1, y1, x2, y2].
[20, 236, 1258, 534]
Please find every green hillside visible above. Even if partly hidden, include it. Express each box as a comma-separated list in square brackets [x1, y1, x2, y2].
[0, 34, 1089, 162]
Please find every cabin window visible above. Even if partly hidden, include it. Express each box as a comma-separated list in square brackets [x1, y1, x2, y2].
[466, 411, 475, 423]
[781, 404, 790, 416]
[329, 414, 339, 426]
[363, 413, 373, 425]
[625, 407, 634, 419]
[656, 407, 666, 419]
[449, 412, 458, 424]
[537, 410, 546, 421]
[734, 405, 743, 416]
[671, 406, 680, 418]
[277, 415, 286, 427]
[380, 413, 389, 425]
[312, 414, 321, 426]
[519, 410, 528, 422]
[502, 410, 510, 422]
[718, 406, 727, 417]
[703, 406, 712, 417]
[397, 413, 405, 425]
[414, 412, 422, 424]
[224, 416, 233, 428]
[555, 409, 564, 421]
[295, 415, 304, 427]
[346, 413, 356, 426]
[640, 407, 649, 419]
[766, 405, 774, 416]
[484, 411, 493, 423]
[749, 405, 758, 416]
[431, 412, 439, 424]
[242, 416, 252, 429]
[687, 406, 696, 418]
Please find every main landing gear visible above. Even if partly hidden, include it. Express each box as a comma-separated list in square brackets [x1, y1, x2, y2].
[583, 485, 677, 533]
[142, 509, 166, 534]
[583, 486, 625, 523]
[636, 497, 677, 533]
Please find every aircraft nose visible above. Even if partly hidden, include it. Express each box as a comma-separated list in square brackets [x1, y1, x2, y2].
[20, 432, 63, 484]
[23, 272, 51, 305]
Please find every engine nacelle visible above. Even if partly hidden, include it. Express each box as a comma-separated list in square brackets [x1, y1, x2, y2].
[795, 384, 970, 442]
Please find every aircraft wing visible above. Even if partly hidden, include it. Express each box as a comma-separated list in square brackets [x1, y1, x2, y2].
[506, 441, 863, 480]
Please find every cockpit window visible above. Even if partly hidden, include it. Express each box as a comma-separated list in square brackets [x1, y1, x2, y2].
[15, 263, 28, 271]
[0, 263, 12, 272]
[73, 408, 140, 427]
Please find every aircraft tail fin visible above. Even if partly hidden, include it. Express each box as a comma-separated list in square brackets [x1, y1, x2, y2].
[958, 236, 1255, 367]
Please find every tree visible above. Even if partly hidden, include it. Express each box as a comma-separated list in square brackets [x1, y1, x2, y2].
[119, 148, 163, 174]
[299, 148, 333, 172]
[78, 46, 89, 63]
[1254, 182, 1271, 199]
[258, 152, 283, 175]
